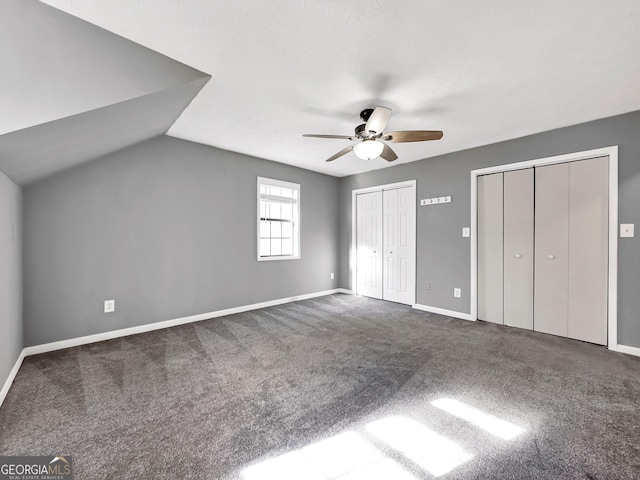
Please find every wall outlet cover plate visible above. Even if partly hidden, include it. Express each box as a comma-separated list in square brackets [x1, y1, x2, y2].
[104, 299, 115, 313]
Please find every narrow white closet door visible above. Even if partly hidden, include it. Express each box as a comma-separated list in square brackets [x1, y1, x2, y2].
[383, 189, 399, 302]
[396, 186, 416, 305]
[534, 163, 570, 337]
[568, 156, 609, 345]
[503, 168, 534, 330]
[477, 173, 504, 324]
[356, 191, 383, 299]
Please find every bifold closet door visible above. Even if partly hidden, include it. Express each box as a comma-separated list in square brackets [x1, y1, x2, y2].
[534, 163, 570, 337]
[356, 191, 383, 299]
[383, 189, 399, 302]
[477, 173, 504, 324]
[568, 157, 609, 345]
[383, 187, 416, 305]
[503, 169, 534, 330]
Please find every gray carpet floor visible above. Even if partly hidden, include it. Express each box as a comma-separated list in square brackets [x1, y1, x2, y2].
[1, 294, 639, 479]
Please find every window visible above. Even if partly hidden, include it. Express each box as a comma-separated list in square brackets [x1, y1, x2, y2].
[257, 177, 300, 260]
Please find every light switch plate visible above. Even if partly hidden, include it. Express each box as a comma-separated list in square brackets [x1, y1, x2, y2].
[620, 224, 634, 238]
[462, 227, 470, 238]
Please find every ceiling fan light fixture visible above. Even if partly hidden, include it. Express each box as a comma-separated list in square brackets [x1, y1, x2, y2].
[303, 106, 442, 163]
[353, 139, 384, 160]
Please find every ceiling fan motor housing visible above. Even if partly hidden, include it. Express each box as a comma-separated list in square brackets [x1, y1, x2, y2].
[359, 108, 374, 122]
[354, 123, 367, 138]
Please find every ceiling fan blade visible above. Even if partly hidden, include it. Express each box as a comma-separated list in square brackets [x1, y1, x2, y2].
[380, 143, 398, 162]
[303, 134, 354, 140]
[365, 106, 392, 135]
[383, 130, 444, 143]
[325, 145, 354, 162]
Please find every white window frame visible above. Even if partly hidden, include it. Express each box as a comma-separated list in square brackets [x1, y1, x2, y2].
[257, 177, 301, 261]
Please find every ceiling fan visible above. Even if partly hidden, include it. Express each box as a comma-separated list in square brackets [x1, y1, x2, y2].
[303, 106, 443, 162]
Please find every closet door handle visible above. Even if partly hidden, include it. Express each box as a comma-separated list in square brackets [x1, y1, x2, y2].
[514, 253, 522, 258]
[547, 254, 555, 260]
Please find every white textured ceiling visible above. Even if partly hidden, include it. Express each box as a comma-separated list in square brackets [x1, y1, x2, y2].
[40, 0, 640, 177]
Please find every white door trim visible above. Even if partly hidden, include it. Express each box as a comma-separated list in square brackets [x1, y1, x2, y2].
[470, 146, 619, 350]
[351, 180, 417, 304]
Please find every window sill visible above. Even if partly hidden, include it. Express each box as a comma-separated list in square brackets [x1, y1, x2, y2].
[257, 255, 301, 262]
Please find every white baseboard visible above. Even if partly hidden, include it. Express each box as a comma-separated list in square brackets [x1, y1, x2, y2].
[337, 288, 355, 295]
[616, 344, 640, 358]
[0, 350, 26, 410]
[22, 289, 342, 357]
[413, 303, 474, 321]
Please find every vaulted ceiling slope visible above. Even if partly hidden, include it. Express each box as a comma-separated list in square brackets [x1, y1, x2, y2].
[0, 79, 209, 185]
[0, 0, 209, 184]
[40, 0, 640, 177]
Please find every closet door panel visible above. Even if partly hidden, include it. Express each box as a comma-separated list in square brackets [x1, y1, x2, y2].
[568, 157, 609, 345]
[503, 168, 534, 330]
[396, 186, 416, 305]
[383, 189, 399, 302]
[534, 163, 569, 337]
[356, 191, 383, 299]
[477, 173, 504, 324]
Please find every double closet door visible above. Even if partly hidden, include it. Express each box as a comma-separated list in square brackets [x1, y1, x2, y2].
[478, 156, 609, 345]
[356, 186, 416, 305]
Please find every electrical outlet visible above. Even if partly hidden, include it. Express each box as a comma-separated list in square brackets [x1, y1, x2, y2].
[425, 281, 431, 291]
[330, 272, 335, 280]
[462, 227, 470, 238]
[104, 299, 115, 313]
[454, 288, 462, 298]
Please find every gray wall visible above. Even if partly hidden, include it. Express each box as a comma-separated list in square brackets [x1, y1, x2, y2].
[339, 110, 640, 348]
[0, 171, 22, 387]
[24, 136, 339, 346]
[0, 0, 205, 135]
[0, 77, 209, 185]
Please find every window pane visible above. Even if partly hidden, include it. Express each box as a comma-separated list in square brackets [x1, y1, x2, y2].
[281, 203, 293, 221]
[282, 221, 292, 239]
[271, 238, 282, 256]
[269, 201, 281, 219]
[260, 200, 266, 219]
[259, 239, 270, 257]
[269, 186, 280, 197]
[280, 188, 293, 199]
[260, 220, 270, 238]
[271, 221, 281, 238]
[282, 239, 293, 256]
